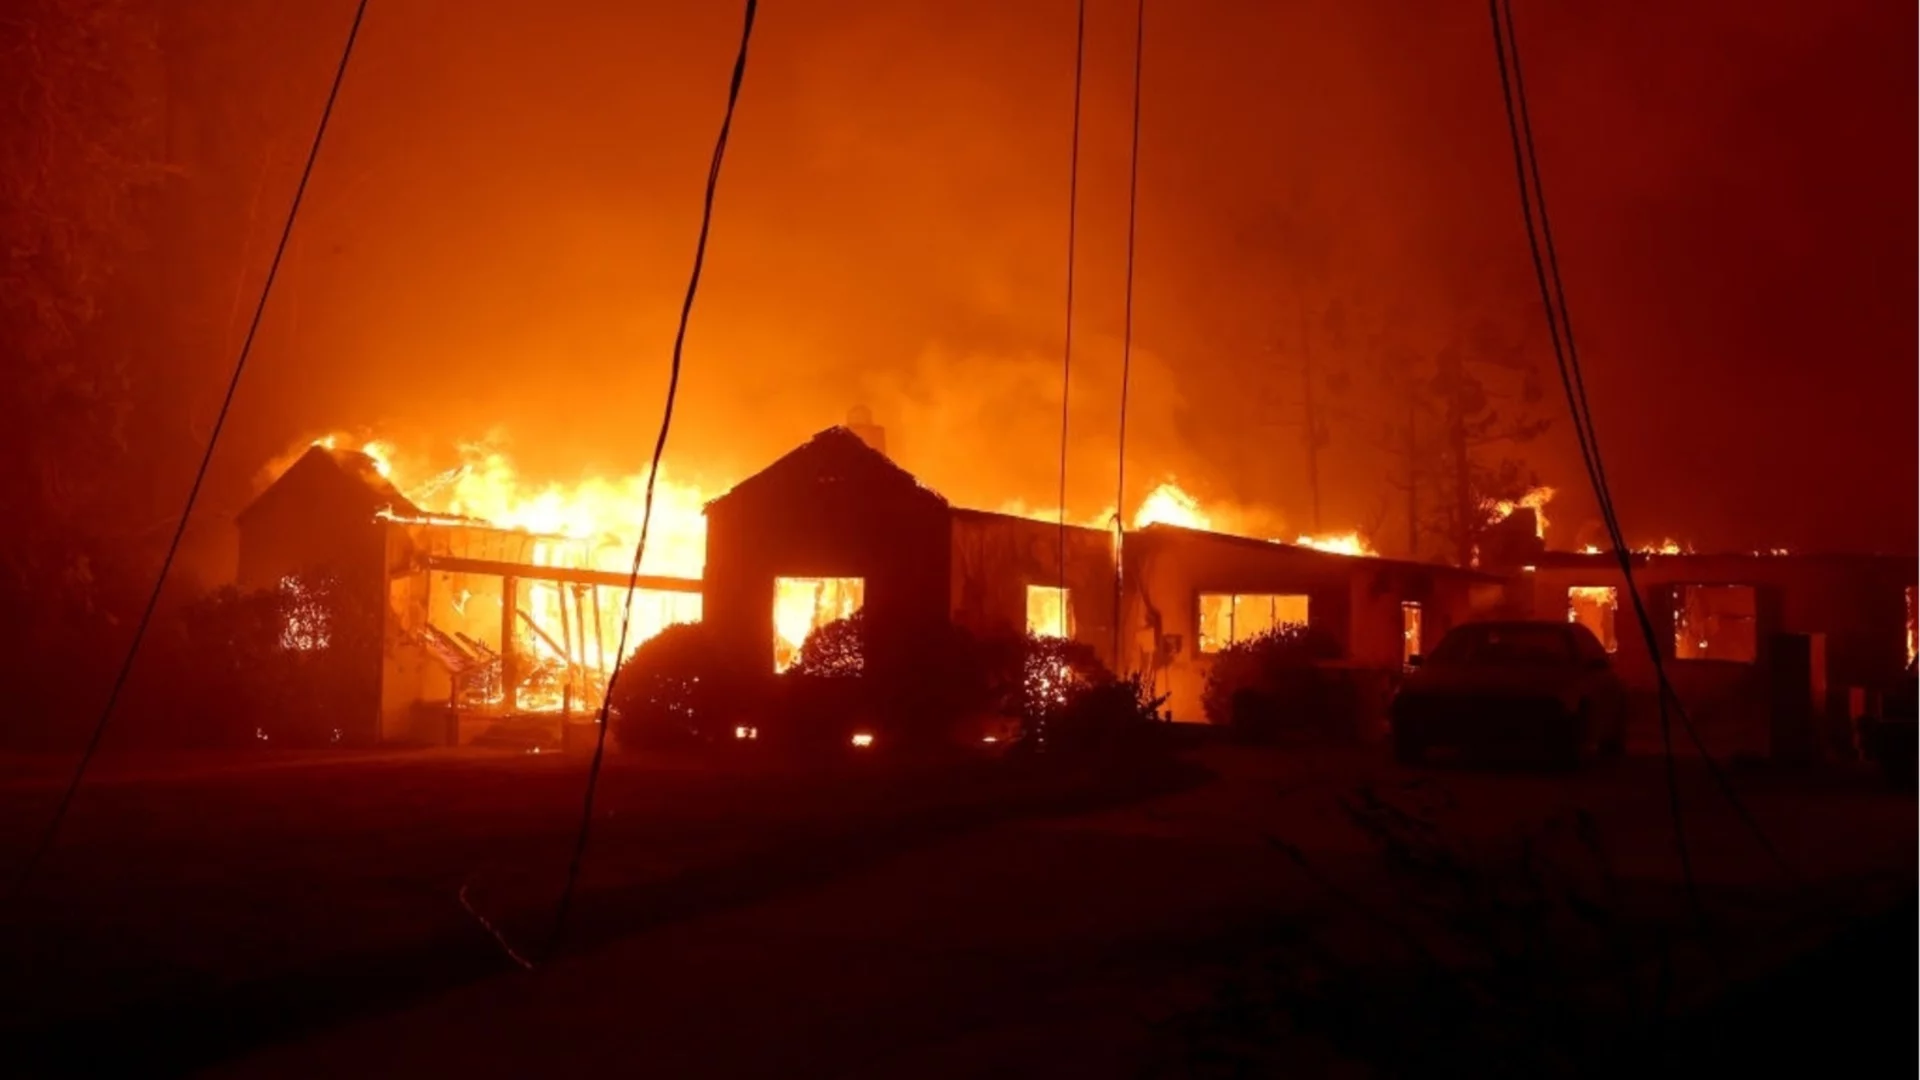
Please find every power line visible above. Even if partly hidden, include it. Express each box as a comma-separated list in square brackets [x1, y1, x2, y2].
[1486, 0, 1701, 930]
[1055, 0, 1088, 629]
[1493, 4, 1787, 865]
[548, 0, 760, 958]
[1487, 0, 1794, 919]
[4, 0, 374, 908]
[1111, 0, 1147, 666]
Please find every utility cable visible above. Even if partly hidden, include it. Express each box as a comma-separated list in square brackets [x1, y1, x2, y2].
[4, 0, 374, 907]
[549, 0, 759, 958]
[1054, 0, 1088, 634]
[1111, 0, 1147, 666]
[1488, 0, 1709, 942]
[1490, 0, 1794, 890]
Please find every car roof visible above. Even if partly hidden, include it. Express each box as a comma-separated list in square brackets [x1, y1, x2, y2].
[1446, 619, 1572, 634]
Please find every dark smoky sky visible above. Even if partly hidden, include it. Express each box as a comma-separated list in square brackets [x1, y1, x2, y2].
[145, 0, 1913, 559]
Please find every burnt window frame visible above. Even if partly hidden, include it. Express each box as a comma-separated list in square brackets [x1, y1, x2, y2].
[1670, 582, 1759, 665]
[1566, 584, 1621, 654]
[1024, 583, 1075, 639]
[1194, 591, 1311, 656]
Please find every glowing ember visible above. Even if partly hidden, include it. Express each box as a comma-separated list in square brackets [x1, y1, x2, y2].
[850, 732, 875, 749]
[1486, 486, 1555, 539]
[1579, 544, 1603, 555]
[1638, 538, 1690, 556]
[277, 575, 330, 652]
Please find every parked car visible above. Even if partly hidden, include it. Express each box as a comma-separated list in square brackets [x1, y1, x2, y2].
[1389, 620, 1629, 768]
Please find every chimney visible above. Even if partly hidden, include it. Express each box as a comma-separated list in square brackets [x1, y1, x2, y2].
[846, 405, 886, 457]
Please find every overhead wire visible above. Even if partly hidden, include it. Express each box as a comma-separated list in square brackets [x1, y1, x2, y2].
[1494, 3, 1792, 883]
[4, 0, 375, 908]
[1111, 0, 1148, 666]
[548, 0, 760, 959]
[1487, 0, 1795, 931]
[1055, 0, 1088, 635]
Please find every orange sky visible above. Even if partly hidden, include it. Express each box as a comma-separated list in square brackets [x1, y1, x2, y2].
[136, 0, 1915, 563]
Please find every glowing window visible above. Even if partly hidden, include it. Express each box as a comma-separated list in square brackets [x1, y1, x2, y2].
[773, 577, 864, 673]
[1904, 586, 1915, 670]
[1401, 601, 1423, 668]
[1197, 593, 1309, 653]
[1673, 584, 1756, 663]
[1567, 585, 1619, 653]
[1026, 585, 1074, 638]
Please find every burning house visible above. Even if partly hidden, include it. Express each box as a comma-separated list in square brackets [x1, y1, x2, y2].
[697, 427, 1499, 722]
[238, 444, 701, 744]
[1497, 546, 1916, 757]
[236, 423, 1916, 751]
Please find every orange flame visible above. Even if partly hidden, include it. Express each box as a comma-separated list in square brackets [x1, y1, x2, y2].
[1485, 486, 1555, 539]
[1293, 531, 1376, 557]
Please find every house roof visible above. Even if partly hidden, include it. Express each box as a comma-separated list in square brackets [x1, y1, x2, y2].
[238, 445, 422, 525]
[706, 426, 947, 511]
[1526, 549, 1916, 572]
[1132, 522, 1509, 582]
[949, 506, 1112, 541]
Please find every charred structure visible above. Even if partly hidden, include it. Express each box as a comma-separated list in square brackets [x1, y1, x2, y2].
[234, 428, 1918, 752]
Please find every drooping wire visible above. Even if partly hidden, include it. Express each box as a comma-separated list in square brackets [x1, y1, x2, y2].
[3, 0, 375, 907]
[1488, 1, 1794, 914]
[1486, 0, 1702, 935]
[1055, 0, 1088, 635]
[1494, 3, 1790, 878]
[548, 0, 759, 958]
[1111, 0, 1147, 666]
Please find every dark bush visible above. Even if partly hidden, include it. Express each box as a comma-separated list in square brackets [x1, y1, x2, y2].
[608, 621, 728, 750]
[1039, 672, 1172, 755]
[790, 608, 865, 679]
[140, 572, 381, 747]
[1200, 624, 1346, 740]
[1014, 633, 1109, 726]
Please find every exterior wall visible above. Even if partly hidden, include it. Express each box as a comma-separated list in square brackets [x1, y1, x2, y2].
[949, 511, 1117, 667]
[1119, 527, 1503, 723]
[703, 469, 952, 696]
[1122, 529, 1356, 723]
[1521, 555, 1915, 752]
[1524, 556, 1913, 691]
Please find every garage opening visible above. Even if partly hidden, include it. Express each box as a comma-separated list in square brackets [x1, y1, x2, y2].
[1025, 584, 1074, 638]
[1197, 592, 1310, 653]
[1673, 584, 1757, 663]
[773, 576, 864, 672]
[1567, 585, 1619, 653]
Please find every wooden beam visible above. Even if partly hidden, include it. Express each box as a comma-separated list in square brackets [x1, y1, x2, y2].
[425, 555, 702, 594]
[500, 576, 519, 712]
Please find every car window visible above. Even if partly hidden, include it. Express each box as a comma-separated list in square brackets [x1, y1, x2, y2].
[1569, 624, 1610, 665]
[1429, 624, 1574, 667]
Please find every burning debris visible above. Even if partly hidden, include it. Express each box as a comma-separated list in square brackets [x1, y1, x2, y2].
[1486, 485, 1554, 539]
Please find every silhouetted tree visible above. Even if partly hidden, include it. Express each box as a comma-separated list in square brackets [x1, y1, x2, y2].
[1369, 287, 1551, 566]
[0, 0, 168, 740]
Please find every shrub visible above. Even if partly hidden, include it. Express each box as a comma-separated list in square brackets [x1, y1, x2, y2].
[1200, 624, 1344, 738]
[608, 621, 727, 750]
[1041, 672, 1172, 755]
[790, 609, 865, 679]
[141, 572, 382, 747]
[1015, 633, 1109, 726]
